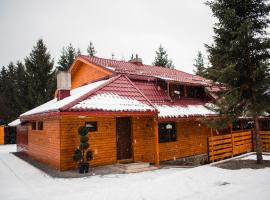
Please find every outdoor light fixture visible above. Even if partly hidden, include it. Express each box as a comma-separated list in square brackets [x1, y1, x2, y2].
[78, 116, 86, 119]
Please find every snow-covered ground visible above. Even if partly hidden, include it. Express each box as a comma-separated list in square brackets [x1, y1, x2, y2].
[0, 145, 270, 200]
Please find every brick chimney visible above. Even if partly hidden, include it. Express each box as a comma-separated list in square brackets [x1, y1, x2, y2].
[129, 54, 143, 65]
[55, 71, 71, 101]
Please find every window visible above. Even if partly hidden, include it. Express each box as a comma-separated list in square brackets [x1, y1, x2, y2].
[85, 122, 97, 132]
[187, 86, 205, 98]
[158, 122, 176, 143]
[31, 122, 36, 130]
[170, 84, 206, 99]
[37, 121, 43, 130]
[171, 85, 184, 99]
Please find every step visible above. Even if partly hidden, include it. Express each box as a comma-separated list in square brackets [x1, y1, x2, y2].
[116, 162, 150, 170]
[124, 166, 159, 173]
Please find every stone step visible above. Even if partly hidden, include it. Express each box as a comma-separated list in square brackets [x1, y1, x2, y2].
[124, 166, 159, 173]
[116, 162, 150, 170]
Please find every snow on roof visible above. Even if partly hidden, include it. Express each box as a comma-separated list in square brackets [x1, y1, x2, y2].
[156, 104, 216, 118]
[71, 93, 155, 112]
[8, 119, 21, 127]
[20, 79, 109, 116]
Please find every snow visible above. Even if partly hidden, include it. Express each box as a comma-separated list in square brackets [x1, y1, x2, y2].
[240, 153, 270, 161]
[1, 145, 270, 200]
[156, 104, 216, 118]
[20, 79, 109, 116]
[72, 93, 155, 112]
[8, 119, 21, 127]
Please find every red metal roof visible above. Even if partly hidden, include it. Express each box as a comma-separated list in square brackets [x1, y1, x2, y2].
[78, 55, 212, 86]
[68, 75, 157, 112]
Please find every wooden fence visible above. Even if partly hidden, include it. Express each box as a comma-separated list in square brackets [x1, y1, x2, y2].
[0, 126, 4, 145]
[208, 131, 253, 162]
[259, 131, 270, 152]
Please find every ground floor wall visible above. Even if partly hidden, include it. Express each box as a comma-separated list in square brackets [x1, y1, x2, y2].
[27, 118, 61, 170]
[59, 115, 156, 171]
[159, 120, 211, 162]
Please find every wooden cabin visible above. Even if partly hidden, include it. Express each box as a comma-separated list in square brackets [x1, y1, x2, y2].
[18, 55, 226, 171]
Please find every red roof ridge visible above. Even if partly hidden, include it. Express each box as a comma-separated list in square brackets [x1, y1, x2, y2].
[60, 75, 121, 111]
[123, 75, 158, 112]
[78, 55, 202, 79]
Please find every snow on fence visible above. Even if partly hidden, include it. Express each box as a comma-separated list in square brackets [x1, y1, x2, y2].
[208, 131, 253, 162]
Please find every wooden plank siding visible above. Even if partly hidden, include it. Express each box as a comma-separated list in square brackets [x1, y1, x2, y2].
[59, 116, 117, 171]
[159, 121, 211, 162]
[16, 125, 28, 153]
[132, 116, 156, 163]
[0, 126, 4, 145]
[27, 118, 61, 169]
[71, 61, 112, 89]
[59, 115, 157, 171]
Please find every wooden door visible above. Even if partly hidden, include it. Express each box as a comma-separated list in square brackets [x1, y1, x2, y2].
[116, 117, 132, 160]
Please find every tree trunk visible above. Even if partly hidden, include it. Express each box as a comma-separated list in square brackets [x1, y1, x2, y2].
[254, 115, 263, 164]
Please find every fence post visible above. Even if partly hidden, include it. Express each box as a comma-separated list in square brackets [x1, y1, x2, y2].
[210, 128, 214, 162]
[230, 125, 234, 157]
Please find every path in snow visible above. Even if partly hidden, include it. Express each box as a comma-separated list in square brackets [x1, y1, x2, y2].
[0, 145, 270, 200]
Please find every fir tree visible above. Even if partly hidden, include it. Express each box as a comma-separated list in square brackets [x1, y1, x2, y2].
[193, 51, 206, 76]
[153, 45, 174, 68]
[25, 39, 56, 108]
[87, 42, 96, 56]
[206, 0, 270, 163]
[0, 63, 18, 123]
[14, 61, 29, 113]
[57, 43, 77, 71]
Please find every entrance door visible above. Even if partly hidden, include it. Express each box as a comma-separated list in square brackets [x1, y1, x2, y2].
[116, 117, 132, 160]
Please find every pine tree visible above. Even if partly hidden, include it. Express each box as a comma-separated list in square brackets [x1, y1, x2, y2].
[14, 61, 29, 113]
[87, 42, 96, 56]
[25, 39, 56, 108]
[206, 0, 270, 164]
[153, 45, 174, 68]
[193, 51, 206, 76]
[57, 43, 77, 71]
[0, 63, 19, 123]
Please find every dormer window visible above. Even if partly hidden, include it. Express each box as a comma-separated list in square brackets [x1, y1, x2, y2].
[169, 84, 206, 99]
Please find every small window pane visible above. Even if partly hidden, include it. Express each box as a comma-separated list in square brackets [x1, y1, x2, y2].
[37, 121, 43, 130]
[31, 122, 36, 130]
[85, 122, 97, 132]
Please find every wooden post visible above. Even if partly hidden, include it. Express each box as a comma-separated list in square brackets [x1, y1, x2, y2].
[184, 85, 187, 97]
[230, 124, 234, 157]
[210, 128, 214, 162]
[153, 117, 160, 166]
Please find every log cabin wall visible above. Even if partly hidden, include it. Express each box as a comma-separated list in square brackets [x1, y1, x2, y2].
[159, 120, 211, 161]
[71, 62, 112, 89]
[59, 115, 117, 171]
[59, 115, 156, 171]
[132, 116, 156, 163]
[16, 125, 28, 153]
[27, 118, 61, 169]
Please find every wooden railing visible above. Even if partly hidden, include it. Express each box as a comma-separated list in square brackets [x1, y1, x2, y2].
[208, 131, 252, 162]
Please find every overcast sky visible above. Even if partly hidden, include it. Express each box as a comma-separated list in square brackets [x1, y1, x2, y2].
[0, 0, 215, 74]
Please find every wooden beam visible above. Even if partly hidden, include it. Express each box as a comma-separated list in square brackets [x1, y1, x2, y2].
[153, 117, 160, 166]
